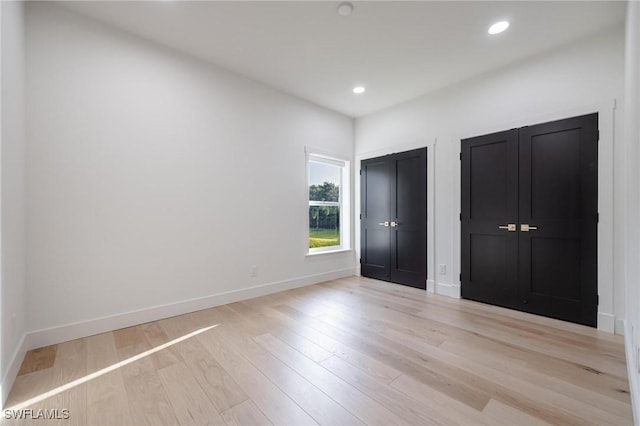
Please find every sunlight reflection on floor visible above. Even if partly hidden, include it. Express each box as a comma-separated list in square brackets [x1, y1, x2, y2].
[7, 324, 219, 411]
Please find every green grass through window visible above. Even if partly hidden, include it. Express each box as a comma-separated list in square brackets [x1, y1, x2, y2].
[309, 228, 340, 248]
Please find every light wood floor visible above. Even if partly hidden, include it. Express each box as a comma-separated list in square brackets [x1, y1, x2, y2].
[3, 276, 633, 425]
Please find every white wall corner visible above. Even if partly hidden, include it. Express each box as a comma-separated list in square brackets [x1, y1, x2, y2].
[1, 333, 27, 410]
[615, 318, 625, 336]
[427, 279, 435, 293]
[624, 321, 640, 426]
[597, 312, 616, 333]
[26, 268, 356, 351]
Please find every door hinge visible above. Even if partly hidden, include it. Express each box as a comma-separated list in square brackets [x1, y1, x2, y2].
[596, 212, 599, 223]
[459, 212, 462, 221]
[459, 273, 462, 281]
[597, 294, 599, 305]
[359, 213, 362, 220]
[359, 169, 362, 175]
[597, 130, 600, 141]
[359, 258, 362, 263]
[459, 152, 462, 160]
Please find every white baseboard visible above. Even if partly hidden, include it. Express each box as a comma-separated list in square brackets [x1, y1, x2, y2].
[26, 268, 355, 351]
[597, 312, 615, 333]
[624, 320, 640, 426]
[435, 282, 461, 298]
[451, 283, 461, 298]
[1, 333, 27, 409]
[427, 279, 435, 293]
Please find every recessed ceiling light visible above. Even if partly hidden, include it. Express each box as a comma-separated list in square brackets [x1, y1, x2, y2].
[488, 21, 510, 35]
[337, 2, 354, 17]
[353, 86, 365, 94]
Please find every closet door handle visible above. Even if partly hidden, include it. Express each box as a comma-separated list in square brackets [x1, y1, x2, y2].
[520, 224, 538, 232]
[390, 221, 398, 227]
[498, 224, 516, 231]
[378, 221, 390, 227]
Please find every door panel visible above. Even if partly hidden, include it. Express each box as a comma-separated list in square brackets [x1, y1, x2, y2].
[395, 230, 420, 272]
[470, 234, 509, 285]
[530, 237, 581, 300]
[361, 148, 427, 289]
[530, 129, 581, 220]
[395, 156, 423, 225]
[519, 114, 598, 326]
[361, 159, 391, 280]
[363, 229, 390, 268]
[470, 141, 511, 220]
[364, 161, 391, 220]
[390, 148, 427, 288]
[461, 130, 519, 307]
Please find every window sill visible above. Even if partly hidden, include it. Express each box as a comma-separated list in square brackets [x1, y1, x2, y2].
[306, 248, 352, 257]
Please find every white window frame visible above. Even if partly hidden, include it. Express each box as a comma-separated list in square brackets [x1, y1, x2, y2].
[306, 148, 351, 255]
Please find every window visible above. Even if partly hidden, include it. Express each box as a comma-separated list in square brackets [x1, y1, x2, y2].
[307, 151, 350, 254]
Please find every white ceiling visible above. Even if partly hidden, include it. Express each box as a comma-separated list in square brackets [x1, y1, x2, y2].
[59, 1, 626, 118]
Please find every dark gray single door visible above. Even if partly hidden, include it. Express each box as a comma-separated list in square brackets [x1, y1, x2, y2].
[518, 114, 598, 326]
[361, 147, 427, 289]
[461, 129, 520, 308]
[360, 157, 391, 282]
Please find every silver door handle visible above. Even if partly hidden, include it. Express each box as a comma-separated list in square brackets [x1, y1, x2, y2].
[378, 221, 389, 227]
[498, 224, 516, 231]
[390, 221, 398, 227]
[520, 224, 538, 232]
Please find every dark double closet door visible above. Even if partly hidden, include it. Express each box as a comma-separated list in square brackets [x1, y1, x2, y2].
[461, 113, 598, 327]
[361, 148, 427, 289]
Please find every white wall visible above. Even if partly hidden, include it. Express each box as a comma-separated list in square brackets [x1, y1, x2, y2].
[623, 1, 640, 422]
[24, 3, 355, 347]
[1, 0, 27, 407]
[355, 27, 625, 331]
